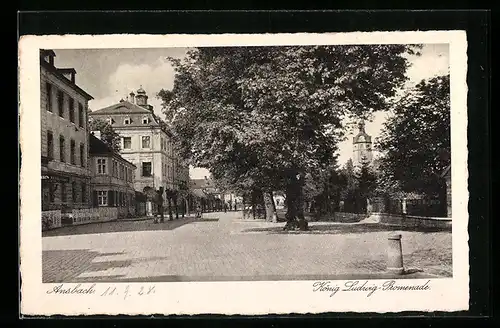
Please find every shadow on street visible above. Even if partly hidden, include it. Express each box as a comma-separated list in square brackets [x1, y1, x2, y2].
[42, 249, 129, 283]
[42, 217, 219, 237]
[242, 222, 451, 235]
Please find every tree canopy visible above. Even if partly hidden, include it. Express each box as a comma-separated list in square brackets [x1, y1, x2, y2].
[159, 45, 419, 197]
[375, 74, 451, 196]
[89, 118, 121, 153]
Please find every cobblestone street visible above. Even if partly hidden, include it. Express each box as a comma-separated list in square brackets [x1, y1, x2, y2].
[42, 211, 452, 283]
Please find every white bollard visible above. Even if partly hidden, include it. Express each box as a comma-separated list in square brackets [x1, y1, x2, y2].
[387, 233, 404, 275]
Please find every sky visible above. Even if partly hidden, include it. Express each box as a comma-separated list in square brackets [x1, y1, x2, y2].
[53, 44, 449, 178]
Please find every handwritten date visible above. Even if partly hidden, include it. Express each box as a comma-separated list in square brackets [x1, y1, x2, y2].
[101, 285, 156, 299]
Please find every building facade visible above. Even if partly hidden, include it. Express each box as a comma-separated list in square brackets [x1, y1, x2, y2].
[190, 176, 242, 212]
[89, 134, 137, 218]
[88, 87, 190, 206]
[40, 50, 94, 211]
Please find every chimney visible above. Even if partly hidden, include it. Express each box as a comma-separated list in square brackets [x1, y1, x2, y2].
[91, 130, 101, 139]
[129, 92, 135, 104]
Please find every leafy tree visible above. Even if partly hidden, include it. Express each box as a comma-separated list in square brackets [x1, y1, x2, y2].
[159, 45, 419, 230]
[376, 74, 450, 197]
[89, 118, 121, 152]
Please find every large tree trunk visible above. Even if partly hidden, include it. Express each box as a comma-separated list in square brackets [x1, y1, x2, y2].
[283, 173, 308, 231]
[251, 190, 257, 220]
[182, 198, 186, 218]
[263, 191, 277, 222]
[174, 195, 179, 219]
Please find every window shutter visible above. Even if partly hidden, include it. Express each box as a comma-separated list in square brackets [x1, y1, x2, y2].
[108, 190, 114, 206]
[92, 191, 98, 207]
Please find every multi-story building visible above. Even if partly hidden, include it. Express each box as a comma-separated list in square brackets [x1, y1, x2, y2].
[40, 49, 94, 211]
[89, 133, 137, 218]
[88, 87, 190, 206]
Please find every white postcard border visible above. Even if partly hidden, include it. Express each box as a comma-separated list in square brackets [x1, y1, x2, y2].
[19, 31, 469, 315]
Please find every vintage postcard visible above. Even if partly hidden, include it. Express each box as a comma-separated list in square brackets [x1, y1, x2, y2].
[19, 31, 469, 316]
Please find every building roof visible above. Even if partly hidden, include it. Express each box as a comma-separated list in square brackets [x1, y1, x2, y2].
[40, 49, 56, 58]
[137, 86, 146, 94]
[40, 59, 93, 100]
[89, 100, 154, 116]
[191, 189, 208, 198]
[89, 100, 176, 136]
[89, 134, 136, 168]
[190, 178, 214, 189]
[56, 68, 77, 74]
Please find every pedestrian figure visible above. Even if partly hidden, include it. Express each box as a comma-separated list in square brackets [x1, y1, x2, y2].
[196, 203, 202, 219]
[154, 187, 165, 224]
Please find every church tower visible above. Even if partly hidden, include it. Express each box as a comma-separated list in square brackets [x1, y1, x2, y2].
[134, 86, 154, 112]
[352, 121, 373, 168]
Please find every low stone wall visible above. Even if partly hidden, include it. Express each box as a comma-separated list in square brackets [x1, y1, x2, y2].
[370, 212, 452, 230]
[42, 210, 62, 231]
[71, 207, 118, 226]
[330, 212, 368, 223]
[117, 207, 133, 219]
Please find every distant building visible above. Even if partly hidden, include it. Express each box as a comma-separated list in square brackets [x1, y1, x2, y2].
[89, 134, 137, 218]
[352, 121, 373, 169]
[40, 49, 94, 211]
[190, 176, 241, 212]
[88, 87, 189, 206]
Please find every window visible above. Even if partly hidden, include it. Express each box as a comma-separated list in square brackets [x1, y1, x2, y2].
[70, 139, 76, 164]
[81, 182, 87, 203]
[112, 160, 118, 177]
[124, 117, 131, 125]
[79, 143, 85, 167]
[142, 117, 149, 124]
[61, 183, 67, 202]
[123, 137, 131, 149]
[107, 117, 113, 125]
[142, 162, 152, 177]
[78, 103, 84, 128]
[72, 181, 77, 203]
[57, 90, 64, 117]
[59, 136, 65, 162]
[47, 131, 53, 160]
[69, 97, 75, 123]
[124, 167, 128, 182]
[141, 136, 151, 148]
[45, 83, 52, 112]
[119, 164, 124, 180]
[97, 158, 107, 174]
[97, 191, 108, 206]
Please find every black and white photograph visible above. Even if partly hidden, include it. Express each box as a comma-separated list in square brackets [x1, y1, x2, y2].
[19, 31, 469, 315]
